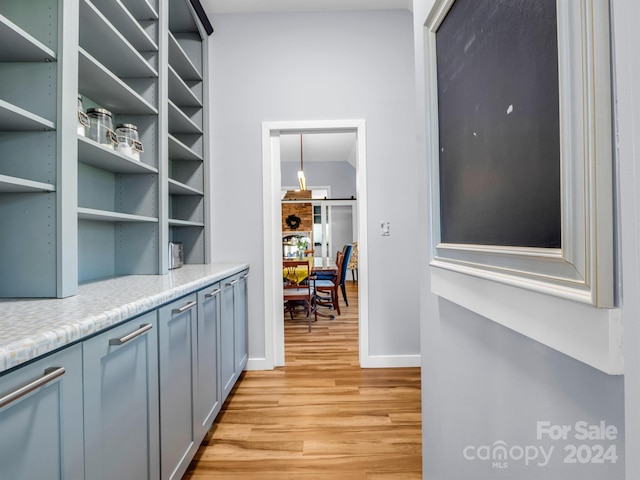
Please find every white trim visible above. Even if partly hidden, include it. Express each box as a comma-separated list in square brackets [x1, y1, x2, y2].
[425, 0, 614, 308]
[431, 267, 623, 374]
[246, 357, 271, 371]
[261, 119, 368, 369]
[360, 355, 421, 369]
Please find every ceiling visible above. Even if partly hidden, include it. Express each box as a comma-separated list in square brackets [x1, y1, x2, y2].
[200, 0, 411, 14]
[280, 132, 357, 167]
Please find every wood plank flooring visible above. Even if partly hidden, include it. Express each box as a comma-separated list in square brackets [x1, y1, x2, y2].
[184, 280, 422, 479]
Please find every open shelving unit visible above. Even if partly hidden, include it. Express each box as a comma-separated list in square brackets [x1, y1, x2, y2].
[77, 0, 161, 284]
[0, 3, 61, 297]
[0, 0, 211, 298]
[167, 0, 209, 266]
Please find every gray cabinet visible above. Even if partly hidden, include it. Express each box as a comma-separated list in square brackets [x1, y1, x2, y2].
[221, 269, 249, 401]
[235, 271, 249, 373]
[0, 344, 84, 480]
[0, 268, 248, 480]
[195, 282, 222, 440]
[158, 293, 198, 480]
[83, 311, 160, 480]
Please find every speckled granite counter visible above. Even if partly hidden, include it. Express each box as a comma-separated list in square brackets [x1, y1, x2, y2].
[0, 263, 249, 374]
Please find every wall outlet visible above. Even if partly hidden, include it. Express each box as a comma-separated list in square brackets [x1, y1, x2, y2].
[380, 221, 390, 236]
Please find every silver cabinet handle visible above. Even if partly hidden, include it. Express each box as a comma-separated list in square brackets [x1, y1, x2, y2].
[243, 273, 249, 279]
[172, 300, 197, 314]
[0, 367, 66, 409]
[205, 288, 221, 298]
[225, 279, 239, 287]
[109, 323, 153, 346]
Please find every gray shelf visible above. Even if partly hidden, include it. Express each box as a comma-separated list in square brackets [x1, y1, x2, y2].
[168, 219, 205, 227]
[168, 101, 202, 134]
[121, 0, 158, 21]
[80, 0, 158, 78]
[91, 0, 158, 52]
[0, 14, 56, 62]
[168, 32, 201, 81]
[78, 207, 158, 223]
[169, 0, 198, 34]
[79, 48, 157, 115]
[78, 136, 158, 174]
[168, 65, 201, 108]
[0, 99, 55, 131]
[169, 178, 203, 196]
[0, 174, 54, 193]
[168, 134, 202, 161]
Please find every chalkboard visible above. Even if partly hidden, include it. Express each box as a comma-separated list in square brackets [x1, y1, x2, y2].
[436, 0, 561, 248]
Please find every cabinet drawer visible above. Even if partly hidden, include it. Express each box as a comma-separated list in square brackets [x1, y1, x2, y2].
[158, 293, 198, 480]
[83, 311, 159, 480]
[0, 345, 84, 480]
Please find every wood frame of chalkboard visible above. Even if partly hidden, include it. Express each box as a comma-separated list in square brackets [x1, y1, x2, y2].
[425, 0, 614, 309]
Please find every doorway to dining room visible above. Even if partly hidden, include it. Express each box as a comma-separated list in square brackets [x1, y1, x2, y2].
[262, 119, 369, 367]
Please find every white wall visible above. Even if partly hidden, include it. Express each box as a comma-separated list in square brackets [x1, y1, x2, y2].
[414, 0, 628, 478]
[209, 10, 419, 363]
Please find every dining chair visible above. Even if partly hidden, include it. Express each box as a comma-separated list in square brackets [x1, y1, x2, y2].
[283, 260, 316, 331]
[338, 244, 353, 306]
[314, 251, 344, 315]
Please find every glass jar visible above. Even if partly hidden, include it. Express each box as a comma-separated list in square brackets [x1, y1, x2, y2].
[115, 123, 140, 161]
[76, 94, 87, 137]
[87, 108, 114, 148]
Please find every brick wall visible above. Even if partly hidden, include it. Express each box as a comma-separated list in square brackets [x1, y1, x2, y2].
[282, 190, 313, 235]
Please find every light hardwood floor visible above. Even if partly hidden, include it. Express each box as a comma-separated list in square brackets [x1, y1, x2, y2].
[184, 280, 422, 479]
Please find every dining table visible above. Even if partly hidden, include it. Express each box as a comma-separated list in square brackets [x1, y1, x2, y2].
[283, 256, 337, 284]
[283, 256, 338, 321]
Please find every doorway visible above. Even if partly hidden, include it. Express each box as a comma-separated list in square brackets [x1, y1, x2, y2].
[262, 119, 369, 367]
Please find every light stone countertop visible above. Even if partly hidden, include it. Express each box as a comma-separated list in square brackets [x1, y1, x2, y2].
[0, 263, 249, 374]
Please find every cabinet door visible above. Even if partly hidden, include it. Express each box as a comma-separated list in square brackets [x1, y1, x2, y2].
[234, 271, 249, 373]
[220, 276, 237, 401]
[158, 293, 198, 480]
[0, 344, 84, 480]
[195, 283, 222, 440]
[83, 311, 159, 480]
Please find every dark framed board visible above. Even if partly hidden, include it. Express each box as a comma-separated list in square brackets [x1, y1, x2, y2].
[436, 0, 561, 248]
[425, 0, 615, 308]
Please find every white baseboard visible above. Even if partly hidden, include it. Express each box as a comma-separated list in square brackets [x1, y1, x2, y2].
[246, 355, 420, 370]
[360, 354, 421, 368]
[245, 357, 275, 371]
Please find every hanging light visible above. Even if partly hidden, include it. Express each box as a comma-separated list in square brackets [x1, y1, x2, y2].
[297, 134, 307, 191]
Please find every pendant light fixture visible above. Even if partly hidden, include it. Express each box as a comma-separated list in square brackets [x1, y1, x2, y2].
[297, 134, 307, 191]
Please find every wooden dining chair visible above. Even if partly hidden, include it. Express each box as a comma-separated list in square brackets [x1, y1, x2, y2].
[314, 251, 344, 316]
[283, 260, 316, 331]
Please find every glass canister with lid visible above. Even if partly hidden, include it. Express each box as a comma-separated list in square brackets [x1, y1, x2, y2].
[77, 94, 89, 136]
[115, 123, 142, 161]
[87, 108, 115, 149]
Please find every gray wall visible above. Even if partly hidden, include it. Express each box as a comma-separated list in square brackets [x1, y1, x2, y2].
[280, 161, 356, 199]
[413, 0, 627, 478]
[209, 10, 419, 361]
[612, 1, 640, 478]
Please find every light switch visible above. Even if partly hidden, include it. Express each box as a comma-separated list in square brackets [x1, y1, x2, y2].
[380, 221, 390, 236]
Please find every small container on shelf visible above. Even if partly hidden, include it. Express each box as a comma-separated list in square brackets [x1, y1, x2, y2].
[115, 123, 142, 161]
[77, 95, 89, 136]
[87, 108, 116, 149]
